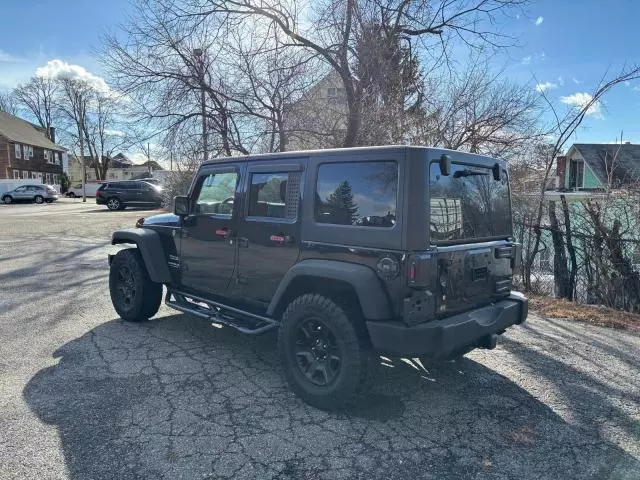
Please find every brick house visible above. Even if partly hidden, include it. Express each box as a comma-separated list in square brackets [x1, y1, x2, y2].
[0, 111, 65, 186]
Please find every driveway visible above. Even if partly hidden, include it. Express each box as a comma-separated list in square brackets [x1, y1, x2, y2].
[0, 202, 638, 479]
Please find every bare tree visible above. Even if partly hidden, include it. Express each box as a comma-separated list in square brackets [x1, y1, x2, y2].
[191, 0, 527, 146]
[0, 91, 18, 115]
[417, 60, 544, 158]
[523, 65, 640, 295]
[56, 78, 92, 201]
[82, 92, 131, 180]
[12, 76, 58, 138]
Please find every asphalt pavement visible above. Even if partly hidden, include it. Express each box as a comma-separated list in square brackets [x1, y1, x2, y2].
[0, 198, 639, 479]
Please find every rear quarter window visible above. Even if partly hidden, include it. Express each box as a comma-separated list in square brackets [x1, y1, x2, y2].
[314, 161, 398, 228]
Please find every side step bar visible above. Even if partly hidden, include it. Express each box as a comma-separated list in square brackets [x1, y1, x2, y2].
[165, 289, 278, 335]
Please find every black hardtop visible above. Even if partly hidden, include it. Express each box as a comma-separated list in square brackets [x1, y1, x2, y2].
[199, 145, 505, 168]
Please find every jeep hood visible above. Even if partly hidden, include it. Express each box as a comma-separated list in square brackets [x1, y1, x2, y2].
[142, 213, 180, 227]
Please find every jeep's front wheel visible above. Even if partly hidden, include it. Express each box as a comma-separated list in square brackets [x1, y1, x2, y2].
[109, 248, 162, 322]
[278, 294, 370, 410]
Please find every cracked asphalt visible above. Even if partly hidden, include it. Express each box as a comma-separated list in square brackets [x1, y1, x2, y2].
[1, 199, 639, 479]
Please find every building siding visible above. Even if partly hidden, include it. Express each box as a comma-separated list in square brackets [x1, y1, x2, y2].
[0, 135, 9, 179]
[1, 141, 63, 183]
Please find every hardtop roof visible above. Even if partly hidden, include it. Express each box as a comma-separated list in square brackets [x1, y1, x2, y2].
[200, 145, 503, 166]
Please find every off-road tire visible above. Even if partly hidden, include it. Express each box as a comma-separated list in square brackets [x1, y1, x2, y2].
[109, 248, 162, 322]
[34, 195, 44, 204]
[2, 196, 12, 204]
[278, 294, 370, 410]
[107, 197, 123, 211]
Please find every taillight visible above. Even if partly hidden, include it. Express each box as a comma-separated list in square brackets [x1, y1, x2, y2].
[408, 262, 416, 282]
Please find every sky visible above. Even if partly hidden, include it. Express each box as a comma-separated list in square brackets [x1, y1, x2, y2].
[1, 0, 640, 149]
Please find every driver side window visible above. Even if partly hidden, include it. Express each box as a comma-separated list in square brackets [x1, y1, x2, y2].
[194, 171, 238, 215]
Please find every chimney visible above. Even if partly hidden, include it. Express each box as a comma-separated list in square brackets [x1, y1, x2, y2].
[556, 155, 567, 189]
[48, 126, 56, 144]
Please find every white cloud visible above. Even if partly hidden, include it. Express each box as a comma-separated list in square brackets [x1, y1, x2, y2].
[521, 55, 532, 65]
[0, 50, 20, 62]
[535, 16, 544, 26]
[572, 77, 581, 85]
[36, 59, 110, 93]
[535, 81, 558, 93]
[633, 85, 640, 92]
[557, 76, 564, 86]
[560, 92, 601, 117]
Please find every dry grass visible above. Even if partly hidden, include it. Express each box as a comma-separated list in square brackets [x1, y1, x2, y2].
[529, 295, 640, 332]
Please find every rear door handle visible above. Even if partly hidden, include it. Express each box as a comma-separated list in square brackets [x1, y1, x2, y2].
[215, 228, 230, 238]
[270, 234, 292, 245]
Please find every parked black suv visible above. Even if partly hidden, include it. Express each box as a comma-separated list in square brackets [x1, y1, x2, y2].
[108, 146, 527, 409]
[96, 180, 162, 210]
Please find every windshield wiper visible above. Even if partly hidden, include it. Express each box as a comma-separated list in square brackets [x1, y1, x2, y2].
[453, 169, 489, 178]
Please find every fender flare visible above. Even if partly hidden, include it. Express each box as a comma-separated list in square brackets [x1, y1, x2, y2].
[111, 228, 171, 283]
[267, 259, 392, 320]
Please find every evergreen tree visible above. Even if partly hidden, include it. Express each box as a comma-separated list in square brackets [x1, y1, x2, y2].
[325, 181, 359, 225]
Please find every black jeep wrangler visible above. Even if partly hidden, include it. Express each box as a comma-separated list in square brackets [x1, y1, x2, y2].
[108, 146, 527, 410]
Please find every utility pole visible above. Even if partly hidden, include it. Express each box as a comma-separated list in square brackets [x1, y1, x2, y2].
[193, 48, 208, 162]
[79, 130, 86, 203]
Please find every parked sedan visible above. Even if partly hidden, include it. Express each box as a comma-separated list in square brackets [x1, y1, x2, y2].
[1, 184, 59, 204]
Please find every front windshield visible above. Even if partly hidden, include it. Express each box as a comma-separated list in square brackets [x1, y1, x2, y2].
[429, 161, 511, 243]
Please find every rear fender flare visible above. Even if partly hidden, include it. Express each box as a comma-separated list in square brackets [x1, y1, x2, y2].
[111, 228, 171, 283]
[267, 259, 392, 320]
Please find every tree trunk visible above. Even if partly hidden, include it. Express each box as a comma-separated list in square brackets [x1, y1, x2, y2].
[560, 195, 578, 299]
[548, 200, 572, 299]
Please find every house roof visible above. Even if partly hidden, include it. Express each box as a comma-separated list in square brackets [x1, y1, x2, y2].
[572, 143, 640, 185]
[0, 111, 64, 151]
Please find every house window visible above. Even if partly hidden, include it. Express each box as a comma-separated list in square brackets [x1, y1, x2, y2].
[55, 152, 60, 164]
[568, 159, 584, 190]
[22, 170, 28, 179]
[31, 172, 38, 180]
[44, 150, 52, 163]
[15, 144, 21, 159]
[26, 146, 33, 158]
[13, 170, 20, 179]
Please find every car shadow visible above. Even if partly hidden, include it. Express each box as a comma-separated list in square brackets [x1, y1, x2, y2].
[23, 314, 640, 480]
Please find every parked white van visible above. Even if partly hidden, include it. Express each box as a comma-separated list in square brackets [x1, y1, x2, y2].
[66, 183, 102, 198]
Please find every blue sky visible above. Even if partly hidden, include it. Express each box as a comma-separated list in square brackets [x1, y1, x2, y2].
[1, 0, 639, 145]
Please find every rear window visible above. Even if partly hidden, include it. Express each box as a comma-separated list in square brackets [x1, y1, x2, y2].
[429, 162, 511, 243]
[315, 161, 398, 227]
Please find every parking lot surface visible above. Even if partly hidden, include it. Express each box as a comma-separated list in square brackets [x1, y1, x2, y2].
[1, 199, 639, 479]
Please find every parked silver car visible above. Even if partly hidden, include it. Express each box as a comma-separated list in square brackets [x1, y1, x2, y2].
[1, 184, 59, 204]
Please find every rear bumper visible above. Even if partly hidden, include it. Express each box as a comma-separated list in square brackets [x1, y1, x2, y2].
[366, 292, 528, 357]
[96, 197, 106, 205]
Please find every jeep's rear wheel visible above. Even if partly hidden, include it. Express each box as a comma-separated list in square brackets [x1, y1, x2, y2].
[278, 294, 370, 410]
[2, 196, 12, 204]
[109, 248, 162, 322]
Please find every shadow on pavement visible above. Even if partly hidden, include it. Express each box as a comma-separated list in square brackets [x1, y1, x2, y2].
[23, 314, 640, 480]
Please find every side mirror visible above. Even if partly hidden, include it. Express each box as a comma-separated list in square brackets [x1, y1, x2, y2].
[174, 195, 190, 216]
[492, 163, 502, 181]
[439, 154, 452, 176]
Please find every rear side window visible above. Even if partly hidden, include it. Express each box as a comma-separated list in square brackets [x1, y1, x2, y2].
[247, 172, 300, 220]
[315, 161, 398, 227]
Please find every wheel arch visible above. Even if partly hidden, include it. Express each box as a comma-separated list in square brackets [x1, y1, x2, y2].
[267, 260, 392, 322]
[111, 228, 171, 283]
